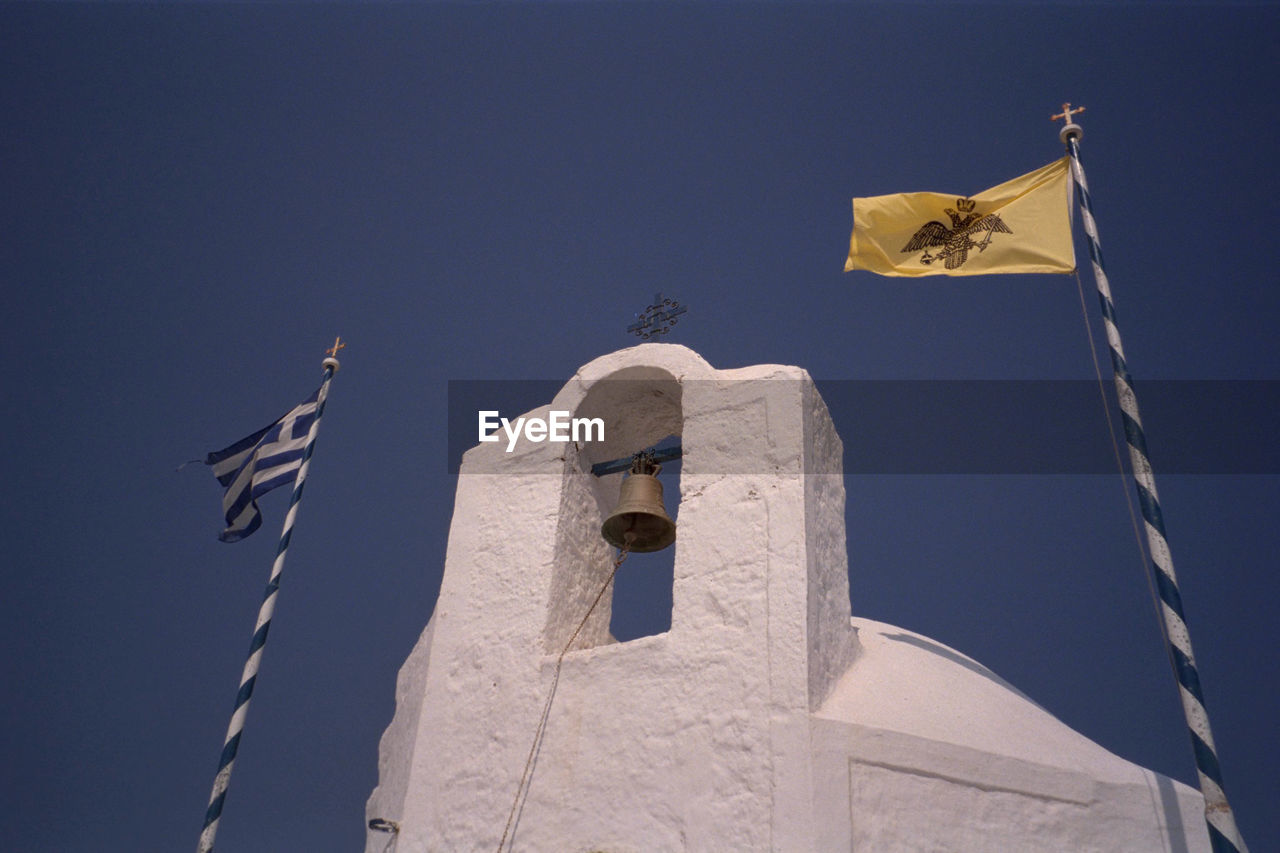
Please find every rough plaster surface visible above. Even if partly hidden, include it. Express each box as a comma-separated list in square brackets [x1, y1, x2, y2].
[365, 344, 1208, 852]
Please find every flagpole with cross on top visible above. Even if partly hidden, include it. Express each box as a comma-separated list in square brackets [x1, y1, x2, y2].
[1055, 104, 1247, 853]
[197, 338, 345, 853]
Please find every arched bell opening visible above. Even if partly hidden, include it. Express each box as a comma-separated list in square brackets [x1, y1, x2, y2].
[543, 368, 682, 654]
[605, 448, 679, 641]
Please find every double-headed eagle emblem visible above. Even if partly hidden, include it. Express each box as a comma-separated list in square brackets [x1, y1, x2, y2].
[901, 198, 1011, 269]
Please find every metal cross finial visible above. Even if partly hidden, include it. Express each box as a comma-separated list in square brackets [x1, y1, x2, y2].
[1052, 103, 1086, 143]
[1051, 102, 1085, 126]
[627, 292, 687, 339]
[322, 336, 346, 373]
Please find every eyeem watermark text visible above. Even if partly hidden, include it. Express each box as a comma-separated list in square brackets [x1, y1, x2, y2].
[479, 410, 605, 452]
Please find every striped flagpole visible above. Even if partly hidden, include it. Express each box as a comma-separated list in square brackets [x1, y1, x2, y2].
[197, 342, 343, 853]
[1055, 106, 1246, 853]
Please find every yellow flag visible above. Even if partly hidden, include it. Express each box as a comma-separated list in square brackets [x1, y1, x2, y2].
[844, 157, 1075, 276]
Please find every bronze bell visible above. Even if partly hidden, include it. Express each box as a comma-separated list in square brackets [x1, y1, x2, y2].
[601, 460, 676, 553]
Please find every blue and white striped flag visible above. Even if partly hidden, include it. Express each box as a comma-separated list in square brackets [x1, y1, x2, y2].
[205, 388, 321, 542]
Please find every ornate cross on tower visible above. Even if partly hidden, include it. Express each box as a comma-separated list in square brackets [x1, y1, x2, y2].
[627, 292, 687, 339]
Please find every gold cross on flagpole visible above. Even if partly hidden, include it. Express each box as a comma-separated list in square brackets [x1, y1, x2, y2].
[1051, 102, 1085, 126]
[326, 336, 347, 359]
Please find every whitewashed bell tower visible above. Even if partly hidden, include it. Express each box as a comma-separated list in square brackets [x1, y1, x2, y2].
[365, 344, 1209, 852]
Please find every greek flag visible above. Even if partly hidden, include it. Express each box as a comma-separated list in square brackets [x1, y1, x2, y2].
[205, 388, 320, 542]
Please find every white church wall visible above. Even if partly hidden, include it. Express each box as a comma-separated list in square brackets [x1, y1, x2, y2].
[365, 345, 1208, 853]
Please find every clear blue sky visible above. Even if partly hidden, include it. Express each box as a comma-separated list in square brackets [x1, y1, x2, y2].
[3, 2, 1277, 851]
